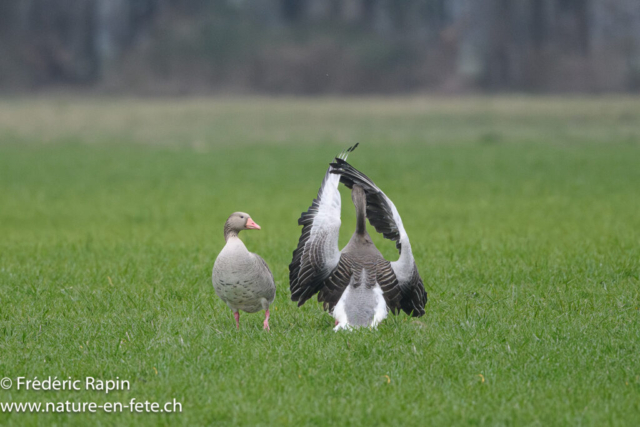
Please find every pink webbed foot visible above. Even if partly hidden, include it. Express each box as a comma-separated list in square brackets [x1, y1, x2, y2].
[335, 320, 339, 326]
[263, 309, 270, 331]
[234, 311, 240, 330]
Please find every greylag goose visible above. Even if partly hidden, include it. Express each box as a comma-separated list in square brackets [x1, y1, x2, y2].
[212, 212, 276, 330]
[289, 146, 427, 330]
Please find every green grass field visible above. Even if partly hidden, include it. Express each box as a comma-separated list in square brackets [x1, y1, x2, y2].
[0, 97, 639, 426]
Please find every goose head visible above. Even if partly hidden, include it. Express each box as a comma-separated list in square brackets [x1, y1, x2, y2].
[224, 212, 261, 241]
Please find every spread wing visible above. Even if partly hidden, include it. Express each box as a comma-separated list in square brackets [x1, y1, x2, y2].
[329, 158, 427, 316]
[289, 144, 358, 306]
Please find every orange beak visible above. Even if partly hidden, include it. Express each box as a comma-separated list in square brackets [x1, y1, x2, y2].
[245, 217, 261, 230]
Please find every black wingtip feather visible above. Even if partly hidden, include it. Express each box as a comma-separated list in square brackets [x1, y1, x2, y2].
[330, 159, 404, 248]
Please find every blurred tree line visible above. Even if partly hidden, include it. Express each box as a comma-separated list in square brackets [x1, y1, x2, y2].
[1, 0, 639, 94]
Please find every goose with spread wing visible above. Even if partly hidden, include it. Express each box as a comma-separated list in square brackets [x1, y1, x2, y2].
[289, 146, 427, 330]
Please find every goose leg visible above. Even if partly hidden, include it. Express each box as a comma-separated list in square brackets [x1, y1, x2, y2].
[263, 309, 270, 331]
[233, 311, 240, 330]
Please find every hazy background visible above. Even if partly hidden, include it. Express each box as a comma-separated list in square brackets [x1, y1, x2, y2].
[1, 0, 639, 95]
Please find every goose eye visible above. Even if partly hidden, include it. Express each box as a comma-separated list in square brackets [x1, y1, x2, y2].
[240, 216, 244, 219]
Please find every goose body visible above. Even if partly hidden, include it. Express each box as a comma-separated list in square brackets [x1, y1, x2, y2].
[212, 212, 275, 330]
[330, 244, 389, 329]
[289, 145, 427, 330]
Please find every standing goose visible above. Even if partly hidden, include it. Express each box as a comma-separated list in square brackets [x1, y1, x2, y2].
[212, 212, 276, 330]
[289, 146, 427, 330]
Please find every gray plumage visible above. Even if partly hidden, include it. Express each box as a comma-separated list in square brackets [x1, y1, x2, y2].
[329, 159, 427, 317]
[320, 185, 399, 329]
[289, 146, 427, 330]
[212, 212, 275, 330]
